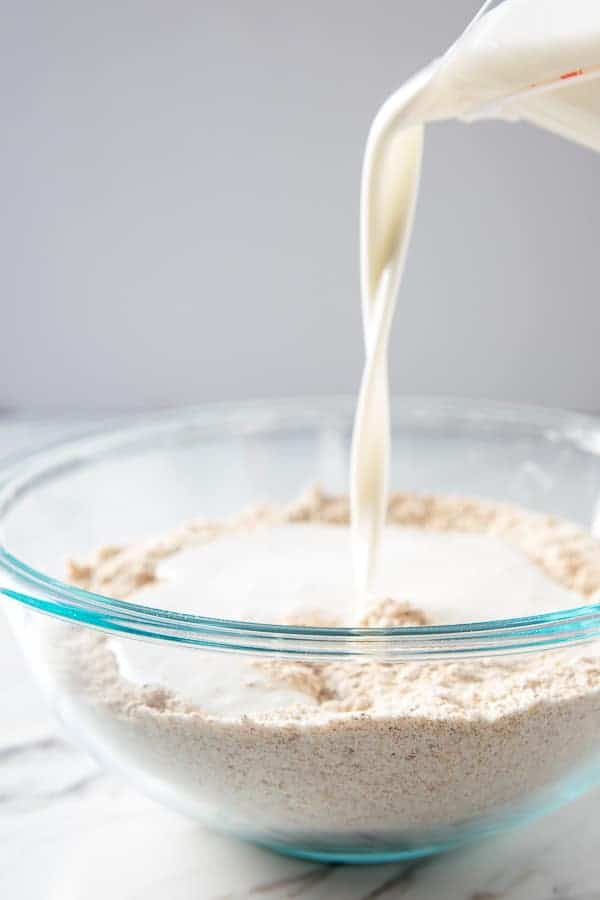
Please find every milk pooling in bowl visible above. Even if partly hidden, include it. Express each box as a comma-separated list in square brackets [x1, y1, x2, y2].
[351, 0, 600, 612]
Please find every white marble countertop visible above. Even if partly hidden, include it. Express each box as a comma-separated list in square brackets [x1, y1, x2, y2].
[2, 414, 600, 900]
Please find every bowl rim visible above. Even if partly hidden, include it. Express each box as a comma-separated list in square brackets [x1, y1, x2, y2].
[2, 395, 600, 660]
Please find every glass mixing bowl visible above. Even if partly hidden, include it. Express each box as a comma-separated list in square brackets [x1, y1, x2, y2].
[2, 397, 600, 864]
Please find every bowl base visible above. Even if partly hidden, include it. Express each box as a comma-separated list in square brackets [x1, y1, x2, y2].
[255, 837, 458, 865]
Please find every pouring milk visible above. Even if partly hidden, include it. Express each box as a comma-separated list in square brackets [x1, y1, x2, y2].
[104, 0, 600, 647]
[107, 0, 600, 705]
[351, 0, 600, 613]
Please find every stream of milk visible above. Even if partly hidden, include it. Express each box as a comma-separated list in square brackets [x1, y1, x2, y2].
[350, 0, 600, 611]
[111, 0, 600, 708]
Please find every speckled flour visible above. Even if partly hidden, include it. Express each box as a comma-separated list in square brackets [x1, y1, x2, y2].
[38, 489, 600, 846]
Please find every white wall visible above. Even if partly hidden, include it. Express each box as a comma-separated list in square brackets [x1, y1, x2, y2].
[2, 0, 599, 411]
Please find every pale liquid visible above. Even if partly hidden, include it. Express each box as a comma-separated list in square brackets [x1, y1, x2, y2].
[112, 523, 579, 714]
[351, 0, 600, 612]
[114, 1, 600, 708]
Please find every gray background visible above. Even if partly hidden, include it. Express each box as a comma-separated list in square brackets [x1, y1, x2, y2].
[2, 0, 599, 412]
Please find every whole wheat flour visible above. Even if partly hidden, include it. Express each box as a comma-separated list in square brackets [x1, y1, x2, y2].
[37, 489, 600, 845]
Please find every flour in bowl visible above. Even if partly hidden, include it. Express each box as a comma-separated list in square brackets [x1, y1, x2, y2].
[31, 490, 600, 846]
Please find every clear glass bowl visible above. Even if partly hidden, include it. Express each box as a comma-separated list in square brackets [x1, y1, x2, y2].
[2, 396, 600, 864]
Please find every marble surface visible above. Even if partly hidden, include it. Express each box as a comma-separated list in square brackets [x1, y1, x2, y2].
[2, 414, 600, 899]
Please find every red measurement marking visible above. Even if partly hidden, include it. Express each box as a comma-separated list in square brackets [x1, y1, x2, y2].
[560, 69, 584, 80]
